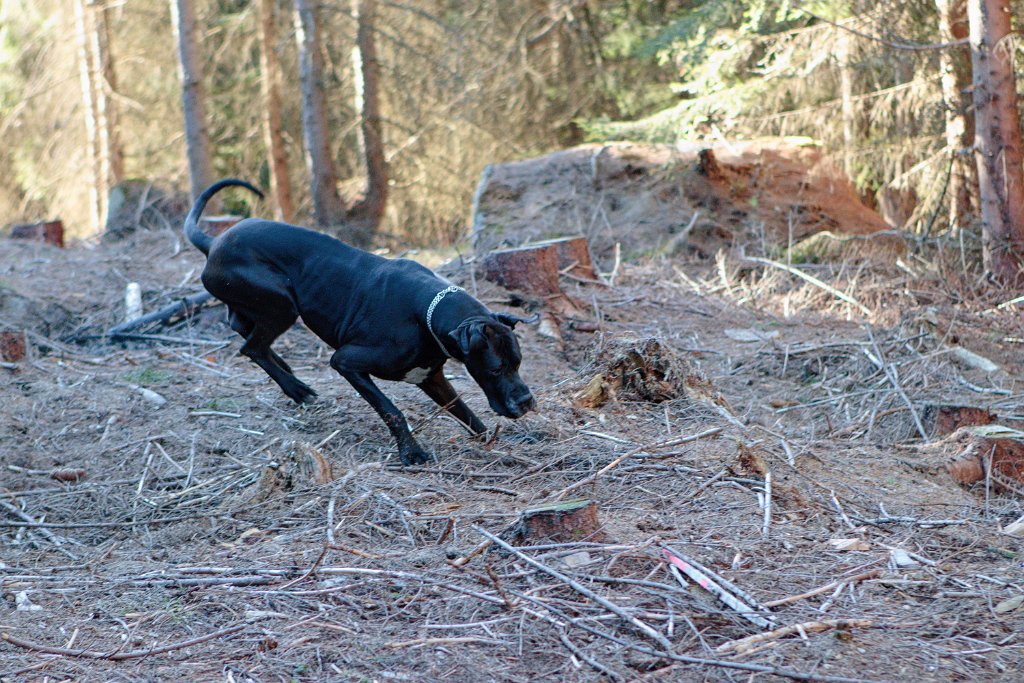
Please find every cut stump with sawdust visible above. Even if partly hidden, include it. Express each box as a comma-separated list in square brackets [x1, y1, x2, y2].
[944, 425, 1024, 492]
[510, 499, 605, 544]
[574, 336, 726, 410]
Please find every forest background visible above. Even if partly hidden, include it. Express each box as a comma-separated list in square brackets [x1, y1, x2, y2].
[0, 0, 1010, 256]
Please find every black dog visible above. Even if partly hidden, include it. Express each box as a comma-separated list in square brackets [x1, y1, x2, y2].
[184, 179, 535, 465]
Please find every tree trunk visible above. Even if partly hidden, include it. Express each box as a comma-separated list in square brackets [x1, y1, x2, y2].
[293, 0, 346, 230]
[90, 1, 124, 187]
[345, 0, 387, 247]
[258, 0, 295, 223]
[170, 0, 214, 200]
[73, 0, 102, 234]
[837, 32, 856, 179]
[94, 1, 124, 184]
[969, 0, 1024, 283]
[937, 0, 975, 232]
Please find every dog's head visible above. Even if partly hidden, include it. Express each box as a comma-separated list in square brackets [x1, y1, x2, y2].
[450, 313, 536, 419]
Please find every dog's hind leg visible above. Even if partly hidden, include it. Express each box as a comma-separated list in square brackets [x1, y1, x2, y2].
[233, 309, 317, 404]
[417, 368, 486, 436]
[229, 309, 293, 374]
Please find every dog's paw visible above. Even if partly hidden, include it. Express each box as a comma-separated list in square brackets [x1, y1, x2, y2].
[398, 446, 433, 467]
[285, 381, 318, 405]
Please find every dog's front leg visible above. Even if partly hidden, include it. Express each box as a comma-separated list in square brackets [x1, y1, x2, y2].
[341, 371, 431, 466]
[417, 368, 486, 436]
[330, 349, 429, 465]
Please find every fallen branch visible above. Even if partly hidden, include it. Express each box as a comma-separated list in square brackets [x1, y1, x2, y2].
[513, 588, 887, 683]
[662, 546, 775, 629]
[0, 499, 79, 561]
[107, 291, 214, 340]
[384, 636, 506, 649]
[763, 569, 881, 608]
[474, 526, 674, 650]
[1, 623, 245, 660]
[715, 618, 875, 655]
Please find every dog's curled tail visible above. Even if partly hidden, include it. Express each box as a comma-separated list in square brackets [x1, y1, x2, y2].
[184, 178, 264, 255]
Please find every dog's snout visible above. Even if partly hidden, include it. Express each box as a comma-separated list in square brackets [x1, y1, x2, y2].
[510, 389, 535, 416]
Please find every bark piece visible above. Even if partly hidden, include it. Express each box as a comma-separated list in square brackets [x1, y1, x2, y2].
[946, 425, 1024, 491]
[511, 499, 604, 544]
[0, 331, 26, 362]
[9, 221, 64, 248]
[697, 148, 724, 181]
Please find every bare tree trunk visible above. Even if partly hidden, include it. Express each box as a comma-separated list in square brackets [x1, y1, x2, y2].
[969, 0, 1024, 283]
[73, 0, 102, 234]
[293, 0, 346, 230]
[837, 32, 856, 179]
[346, 0, 387, 246]
[259, 0, 295, 222]
[937, 0, 975, 232]
[170, 0, 214, 200]
[93, 1, 125, 184]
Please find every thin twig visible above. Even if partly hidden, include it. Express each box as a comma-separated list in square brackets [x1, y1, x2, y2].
[1, 623, 245, 660]
[764, 570, 881, 608]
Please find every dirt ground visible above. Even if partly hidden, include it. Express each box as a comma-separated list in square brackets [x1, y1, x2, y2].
[2, 142, 1024, 682]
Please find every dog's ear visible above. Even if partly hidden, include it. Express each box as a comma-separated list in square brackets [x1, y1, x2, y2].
[450, 320, 488, 356]
[492, 311, 540, 329]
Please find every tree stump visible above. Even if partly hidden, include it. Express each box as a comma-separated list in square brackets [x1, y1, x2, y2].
[921, 404, 995, 438]
[481, 243, 562, 296]
[480, 241, 592, 349]
[8, 220, 64, 248]
[530, 236, 601, 281]
[201, 215, 244, 237]
[0, 330, 26, 362]
[946, 425, 1024, 492]
[510, 499, 605, 544]
[249, 442, 334, 502]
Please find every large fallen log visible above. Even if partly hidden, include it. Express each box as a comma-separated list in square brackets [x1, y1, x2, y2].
[107, 291, 215, 341]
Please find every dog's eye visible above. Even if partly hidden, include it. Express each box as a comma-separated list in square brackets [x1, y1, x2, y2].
[488, 367, 502, 377]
